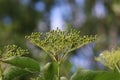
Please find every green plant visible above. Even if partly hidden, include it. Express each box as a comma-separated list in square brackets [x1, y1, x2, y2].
[0, 28, 96, 80]
[96, 48, 120, 73]
[0, 45, 40, 80]
[0, 28, 120, 80]
[25, 28, 96, 80]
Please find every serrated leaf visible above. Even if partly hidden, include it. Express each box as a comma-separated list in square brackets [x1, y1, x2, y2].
[70, 69, 120, 80]
[3, 66, 30, 80]
[3, 56, 40, 72]
[43, 62, 57, 80]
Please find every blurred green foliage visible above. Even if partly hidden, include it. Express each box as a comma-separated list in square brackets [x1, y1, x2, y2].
[0, 29, 119, 80]
[0, 0, 120, 80]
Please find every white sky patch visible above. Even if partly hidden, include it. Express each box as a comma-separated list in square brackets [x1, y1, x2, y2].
[92, 1, 106, 18]
[59, 3, 71, 20]
[20, 0, 30, 5]
[34, 1, 45, 12]
[75, 0, 85, 7]
[50, 7, 65, 30]
[3, 16, 12, 25]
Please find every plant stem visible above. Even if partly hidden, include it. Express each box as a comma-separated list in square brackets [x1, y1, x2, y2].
[115, 64, 120, 73]
[0, 62, 2, 80]
[57, 62, 60, 80]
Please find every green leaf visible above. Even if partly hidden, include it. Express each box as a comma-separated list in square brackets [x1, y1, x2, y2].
[70, 69, 120, 80]
[70, 69, 96, 80]
[43, 62, 57, 80]
[3, 56, 40, 72]
[94, 71, 120, 80]
[60, 76, 68, 80]
[3, 66, 30, 80]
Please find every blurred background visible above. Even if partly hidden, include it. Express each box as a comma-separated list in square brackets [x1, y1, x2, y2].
[0, 0, 120, 73]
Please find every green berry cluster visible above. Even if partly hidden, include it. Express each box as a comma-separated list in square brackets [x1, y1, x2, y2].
[26, 28, 96, 62]
[96, 48, 120, 72]
[2, 45, 29, 59]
